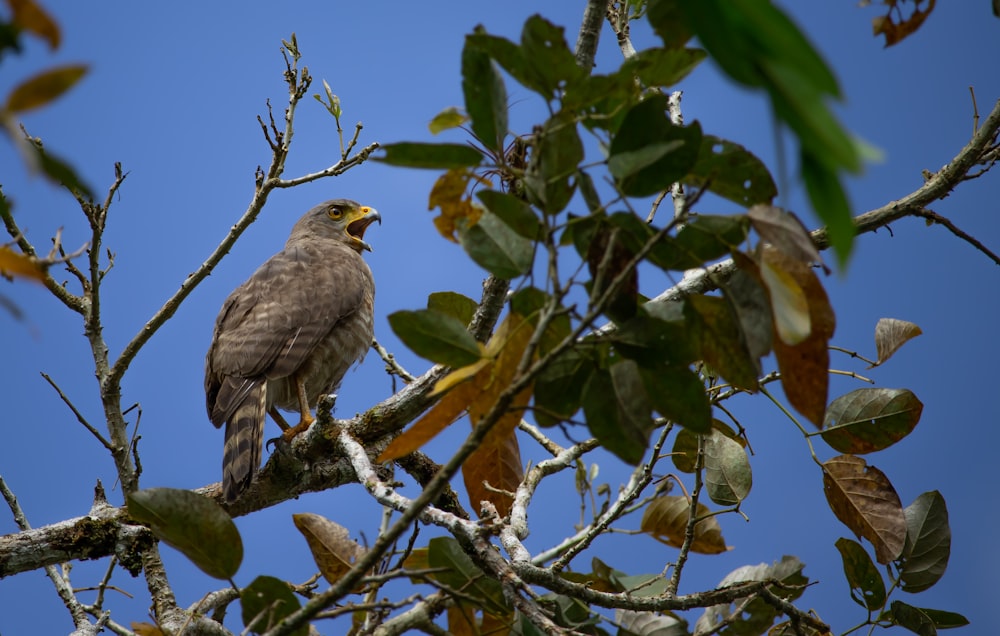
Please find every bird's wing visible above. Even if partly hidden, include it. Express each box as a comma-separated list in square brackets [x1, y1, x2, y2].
[205, 243, 370, 423]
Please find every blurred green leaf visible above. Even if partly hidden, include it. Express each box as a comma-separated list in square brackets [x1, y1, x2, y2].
[835, 537, 886, 611]
[461, 41, 507, 151]
[377, 142, 482, 169]
[801, 148, 855, 266]
[240, 576, 305, 636]
[915, 607, 969, 629]
[127, 488, 242, 580]
[457, 208, 534, 278]
[388, 309, 483, 367]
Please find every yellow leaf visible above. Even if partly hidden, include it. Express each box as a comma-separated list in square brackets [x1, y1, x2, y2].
[130, 623, 165, 636]
[5, 65, 88, 114]
[428, 168, 489, 241]
[292, 513, 367, 590]
[0, 247, 45, 282]
[640, 495, 731, 555]
[429, 106, 469, 135]
[759, 247, 810, 345]
[432, 357, 489, 396]
[10, 0, 61, 49]
[463, 385, 529, 518]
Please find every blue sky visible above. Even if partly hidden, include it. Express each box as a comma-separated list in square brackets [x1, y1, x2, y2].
[2, 2, 998, 634]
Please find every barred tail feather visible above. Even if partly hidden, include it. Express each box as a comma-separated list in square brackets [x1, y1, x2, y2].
[222, 381, 266, 502]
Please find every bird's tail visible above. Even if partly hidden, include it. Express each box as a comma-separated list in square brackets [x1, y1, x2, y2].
[222, 382, 266, 502]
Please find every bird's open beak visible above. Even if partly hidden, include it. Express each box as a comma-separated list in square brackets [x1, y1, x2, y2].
[346, 207, 381, 252]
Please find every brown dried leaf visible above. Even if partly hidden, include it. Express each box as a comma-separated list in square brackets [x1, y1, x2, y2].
[640, 495, 731, 555]
[872, 318, 922, 368]
[748, 204, 826, 271]
[292, 513, 367, 588]
[0, 246, 45, 282]
[759, 247, 811, 346]
[822, 455, 906, 563]
[872, 0, 936, 47]
[765, 248, 836, 427]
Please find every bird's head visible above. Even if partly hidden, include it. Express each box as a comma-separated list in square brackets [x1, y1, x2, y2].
[294, 199, 381, 252]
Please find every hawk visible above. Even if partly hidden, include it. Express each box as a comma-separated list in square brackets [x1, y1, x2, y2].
[205, 199, 380, 501]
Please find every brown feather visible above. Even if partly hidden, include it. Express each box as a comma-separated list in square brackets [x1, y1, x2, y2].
[205, 199, 378, 501]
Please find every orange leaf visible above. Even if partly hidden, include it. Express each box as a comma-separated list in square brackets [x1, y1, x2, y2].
[463, 386, 529, 518]
[10, 0, 61, 49]
[0, 247, 45, 282]
[377, 374, 483, 462]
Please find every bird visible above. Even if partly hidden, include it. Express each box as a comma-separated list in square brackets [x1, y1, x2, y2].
[205, 199, 380, 501]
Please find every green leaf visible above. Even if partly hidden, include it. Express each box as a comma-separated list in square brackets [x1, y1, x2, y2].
[612, 309, 699, 368]
[476, 189, 542, 239]
[822, 388, 923, 454]
[4, 64, 87, 113]
[887, 600, 936, 636]
[638, 363, 711, 433]
[583, 361, 654, 464]
[685, 293, 760, 391]
[686, 135, 777, 206]
[520, 15, 583, 97]
[457, 208, 534, 278]
[523, 112, 583, 214]
[377, 142, 482, 169]
[801, 148, 855, 266]
[916, 607, 969, 629]
[608, 94, 702, 197]
[721, 254, 773, 362]
[835, 537, 886, 611]
[646, 0, 693, 49]
[387, 309, 482, 367]
[623, 47, 707, 88]
[127, 488, 242, 580]
[23, 142, 94, 198]
[466, 30, 543, 99]
[899, 491, 951, 593]
[702, 428, 752, 505]
[240, 576, 306, 636]
[639, 214, 749, 271]
[534, 349, 593, 427]
[426, 291, 478, 326]
[428, 536, 509, 615]
[461, 40, 507, 152]
[509, 286, 571, 354]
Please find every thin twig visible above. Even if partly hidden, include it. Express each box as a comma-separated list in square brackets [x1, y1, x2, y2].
[40, 373, 113, 450]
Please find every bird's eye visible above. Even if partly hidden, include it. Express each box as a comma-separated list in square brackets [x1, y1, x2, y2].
[328, 207, 343, 220]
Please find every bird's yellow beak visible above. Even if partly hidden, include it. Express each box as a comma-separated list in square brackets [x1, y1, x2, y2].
[346, 206, 381, 252]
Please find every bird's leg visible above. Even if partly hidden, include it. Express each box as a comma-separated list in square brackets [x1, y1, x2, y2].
[269, 407, 292, 432]
[281, 376, 315, 441]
